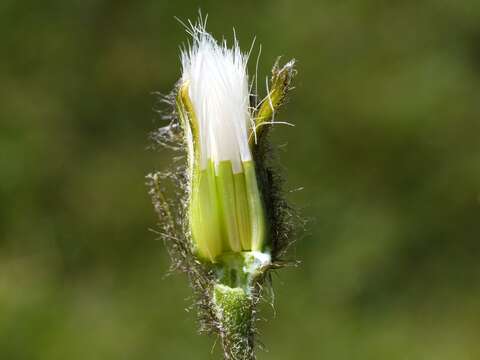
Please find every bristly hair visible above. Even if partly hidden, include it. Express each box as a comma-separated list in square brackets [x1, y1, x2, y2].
[147, 85, 219, 333]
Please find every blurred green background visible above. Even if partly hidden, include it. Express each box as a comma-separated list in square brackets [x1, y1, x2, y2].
[1, 0, 480, 359]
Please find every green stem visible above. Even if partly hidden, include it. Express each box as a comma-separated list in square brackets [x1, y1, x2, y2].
[213, 284, 255, 360]
[211, 251, 271, 359]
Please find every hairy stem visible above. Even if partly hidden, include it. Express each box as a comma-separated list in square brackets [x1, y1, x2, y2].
[213, 284, 255, 360]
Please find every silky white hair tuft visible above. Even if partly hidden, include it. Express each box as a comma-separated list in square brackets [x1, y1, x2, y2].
[180, 20, 252, 174]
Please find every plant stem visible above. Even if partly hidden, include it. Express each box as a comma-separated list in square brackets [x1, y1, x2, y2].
[213, 284, 255, 360]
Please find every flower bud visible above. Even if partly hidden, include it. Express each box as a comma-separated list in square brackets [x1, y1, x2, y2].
[176, 29, 265, 262]
[149, 16, 297, 358]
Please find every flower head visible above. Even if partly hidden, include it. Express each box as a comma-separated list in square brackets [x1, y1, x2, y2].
[177, 23, 264, 262]
[149, 15, 297, 359]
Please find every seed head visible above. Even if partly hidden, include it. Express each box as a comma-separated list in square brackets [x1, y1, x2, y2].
[177, 21, 265, 262]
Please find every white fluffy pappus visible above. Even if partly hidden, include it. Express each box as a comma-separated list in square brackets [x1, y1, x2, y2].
[180, 20, 253, 174]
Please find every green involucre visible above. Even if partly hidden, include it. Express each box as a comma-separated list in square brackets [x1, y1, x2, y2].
[189, 160, 266, 262]
[177, 85, 267, 263]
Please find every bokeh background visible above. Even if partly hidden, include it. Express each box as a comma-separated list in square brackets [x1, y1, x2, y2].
[1, 1, 480, 359]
